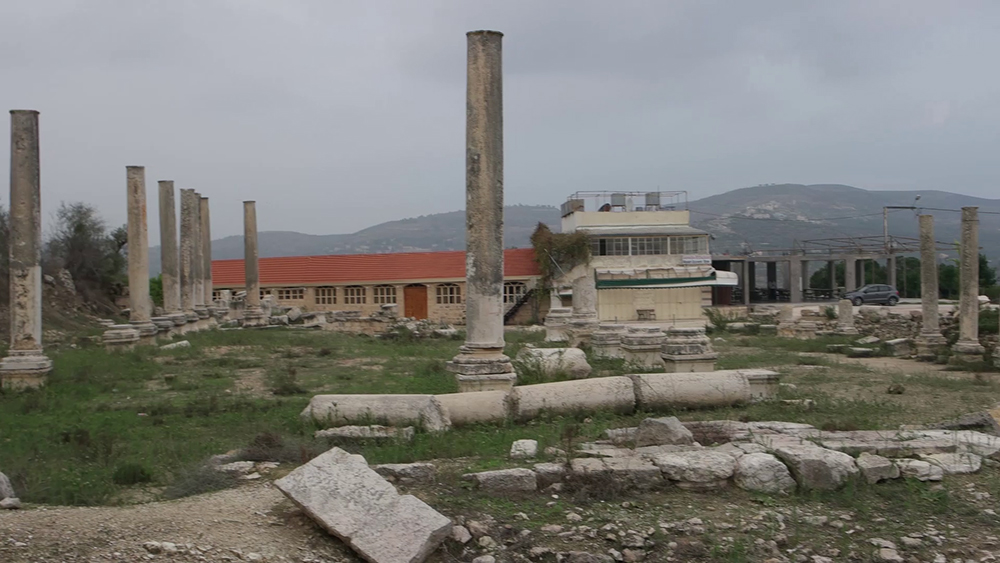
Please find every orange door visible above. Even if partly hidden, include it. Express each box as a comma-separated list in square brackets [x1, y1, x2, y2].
[403, 285, 428, 319]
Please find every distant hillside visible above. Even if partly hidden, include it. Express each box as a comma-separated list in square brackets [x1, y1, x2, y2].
[150, 185, 1000, 275]
[149, 205, 560, 275]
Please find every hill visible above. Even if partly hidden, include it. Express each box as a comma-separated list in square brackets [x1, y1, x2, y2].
[150, 185, 1000, 274]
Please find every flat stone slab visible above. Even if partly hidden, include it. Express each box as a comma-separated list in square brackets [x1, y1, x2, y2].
[569, 457, 662, 489]
[372, 463, 436, 484]
[856, 453, 899, 484]
[920, 453, 982, 475]
[773, 445, 858, 491]
[918, 430, 1000, 460]
[510, 439, 538, 459]
[817, 436, 957, 457]
[463, 468, 537, 492]
[846, 347, 878, 357]
[315, 425, 415, 442]
[275, 448, 451, 563]
[634, 416, 695, 447]
[894, 459, 943, 481]
[734, 453, 796, 494]
[652, 451, 736, 490]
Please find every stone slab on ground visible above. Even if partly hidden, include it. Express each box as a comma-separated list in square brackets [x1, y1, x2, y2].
[733, 452, 796, 494]
[372, 463, 436, 484]
[634, 416, 695, 447]
[274, 447, 451, 563]
[856, 453, 900, 484]
[652, 451, 736, 490]
[818, 433, 958, 457]
[314, 425, 415, 442]
[919, 430, 1000, 460]
[682, 420, 752, 444]
[919, 453, 982, 475]
[773, 445, 859, 491]
[894, 459, 944, 481]
[301, 394, 450, 432]
[569, 457, 663, 489]
[463, 468, 537, 492]
[510, 439, 538, 459]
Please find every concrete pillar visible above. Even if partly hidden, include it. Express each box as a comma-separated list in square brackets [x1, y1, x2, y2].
[158, 181, 186, 330]
[0, 110, 52, 388]
[200, 196, 218, 325]
[858, 259, 867, 286]
[741, 260, 751, 306]
[887, 256, 897, 287]
[121, 166, 157, 343]
[747, 261, 756, 303]
[766, 262, 777, 301]
[845, 258, 857, 292]
[446, 30, 516, 392]
[952, 207, 985, 363]
[179, 188, 198, 323]
[915, 215, 946, 360]
[242, 201, 266, 326]
[789, 258, 803, 303]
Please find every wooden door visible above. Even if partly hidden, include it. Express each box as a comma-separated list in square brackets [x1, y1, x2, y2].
[403, 285, 428, 319]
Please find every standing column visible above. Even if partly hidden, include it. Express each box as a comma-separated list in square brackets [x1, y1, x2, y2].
[741, 261, 751, 306]
[179, 189, 198, 323]
[447, 30, 516, 392]
[122, 166, 158, 343]
[915, 215, 946, 360]
[845, 258, 857, 292]
[952, 207, 985, 363]
[158, 181, 186, 329]
[827, 261, 836, 295]
[887, 255, 897, 287]
[200, 196, 217, 324]
[242, 201, 266, 326]
[0, 110, 52, 388]
[191, 191, 208, 324]
[789, 258, 803, 303]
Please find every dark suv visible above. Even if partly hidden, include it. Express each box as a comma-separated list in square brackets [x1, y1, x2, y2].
[843, 284, 900, 306]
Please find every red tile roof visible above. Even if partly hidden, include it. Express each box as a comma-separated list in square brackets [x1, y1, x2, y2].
[212, 248, 540, 287]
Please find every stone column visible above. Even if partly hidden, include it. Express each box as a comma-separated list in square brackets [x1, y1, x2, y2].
[789, 258, 803, 303]
[158, 181, 186, 330]
[570, 272, 599, 345]
[446, 30, 516, 392]
[121, 166, 157, 343]
[243, 201, 266, 326]
[952, 207, 984, 363]
[191, 191, 208, 324]
[845, 258, 857, 292]
[179, 188, 198, 323]
[200, 196, 218, 324]
[887, 255, 897, 287]
[0, 110, 52, 388]
[915, 215, 946, 360]
[835, 299, 858, 335]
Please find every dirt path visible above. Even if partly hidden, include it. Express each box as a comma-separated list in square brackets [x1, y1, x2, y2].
[0, 482, 356, 563]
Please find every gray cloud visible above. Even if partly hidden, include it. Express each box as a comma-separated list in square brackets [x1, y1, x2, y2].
[1, 0, 998, 244]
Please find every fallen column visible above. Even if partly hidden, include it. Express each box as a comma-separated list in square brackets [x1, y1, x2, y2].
[446, 30, 516, 392]
[951, 207, 985, 364]
[0, 110, 52, 388]
[915, 215, 946, 360]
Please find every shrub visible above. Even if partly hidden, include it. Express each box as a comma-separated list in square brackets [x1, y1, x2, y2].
[270, 367, 306, 396]
[163, 464, 239, 500]
[112, 462, 153, 485]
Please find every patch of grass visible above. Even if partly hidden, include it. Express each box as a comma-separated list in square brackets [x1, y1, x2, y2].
[270, 366, 307, 396]
[111, 462, 153, 485]
[162, 464, 241, 500]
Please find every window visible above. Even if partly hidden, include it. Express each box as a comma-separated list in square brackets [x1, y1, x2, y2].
[591, 237, 630, 256]
[373, 285, 397, 304]
[344, 286, 366, 305]
[316, 286, 336, 305]
[503, 282, 527, 304]
[212, 290, 223, 300]
[670, 236, 709, 255]
[436, 283, 462, 304]
[259, 289, 273, 299]
[276, 288, 305, 301]
[630, 237, 669, 256]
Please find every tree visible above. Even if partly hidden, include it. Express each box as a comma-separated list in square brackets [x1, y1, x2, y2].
[149, 274, 164, 307]
[979, 253, 997, 288]
[43, 202, 127, 304]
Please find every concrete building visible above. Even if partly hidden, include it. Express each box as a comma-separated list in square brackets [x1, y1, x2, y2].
[211, 248, 543, 324]
[558, 191, 737, 324]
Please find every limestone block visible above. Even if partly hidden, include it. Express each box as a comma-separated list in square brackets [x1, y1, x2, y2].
[0, 472, 15, 499]
[856, 335, 880, 345]
[314, 425, 415, 442]
[846, 347, 877, 358]
[918, 430, 1000, 460]
[682, 420, 752, 444]
[569, 457, 663, 490]
[817, 433, 957, 457]
[634, 416, 695, 447]
[510, 439, 539, 459]
[652, 451, 736, 490]
[435, 391, 510, 426]
[604, 427, 637, 445]
[855, 453, 899, 484]
[463, 468, 537, 492]
[894, 459, 943, 481]
[274, 448, 452, 563]
[286, 307, 302, 322]
[629, 370, 755, 410]
[510, 377, 635, 420]
[302, 394, 451, 432]
[372, 463, 436, 484]
[884, 338, 912, 357]
[711, 442, 767, 459]
[920, 453, 982, 475]
[533, 462, 567, 488]
[515, 347, 592, 379]
[733, 453, 796, 494]
[773, 445, 859, 491]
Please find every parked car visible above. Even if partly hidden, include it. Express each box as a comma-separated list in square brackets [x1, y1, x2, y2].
[843, 284, 900, 306]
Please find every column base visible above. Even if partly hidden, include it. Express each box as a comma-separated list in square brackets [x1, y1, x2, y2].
[661, 353, 719, 373]
[914, 332, 948, 361]
[835, 326, 859, 336]
[949, 340, 985, 365]
[242, 307, 269, 328]
[745, 370, 781, 402]
[447, 346, 517, 393]
[103, 325, 140, 352]
[131, 320, 159, 346]
[0, 351, 53, 389]
[621, 347, 663, 371]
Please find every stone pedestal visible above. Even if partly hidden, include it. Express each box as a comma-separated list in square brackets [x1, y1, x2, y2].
[447, 30, 516, 392]
[661, 327, 718, 372]
[0, 110, 52, 389]
[745, 370, 781, 402]
[591, 323, 626, 358]
[951, 207, 984, 364]
[543, 307, 573, 342]
[776, 305, 796, 338]
[621, 326, 666, 370]
[835, 299, 858, 335]
[103, 324, 140, 351]
[569, 274, 599, 345]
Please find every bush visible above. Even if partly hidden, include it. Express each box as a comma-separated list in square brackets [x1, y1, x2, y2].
[111, 462, 153, 485]
[270, 367, 306, 396]
[163, 464, 239, 500]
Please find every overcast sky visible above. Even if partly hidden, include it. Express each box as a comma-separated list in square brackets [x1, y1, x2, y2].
[2, 1, 999, 243]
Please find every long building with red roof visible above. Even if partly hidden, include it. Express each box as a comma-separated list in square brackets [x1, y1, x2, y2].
[211, 248, 543, 323]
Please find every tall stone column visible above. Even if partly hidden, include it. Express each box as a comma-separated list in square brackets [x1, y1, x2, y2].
[200, 196, 218, 324]
[0, 110, 52, 388]
[191, 191, 208, 324]
[446, 30, 516, 392]
[887, 255, 897, 287]
[243, 201, 266, 326]
[915, 215, 946, 360]
[952, 207, 984, 363]
[845, 258, 857, 292]
[789, 258, 803, 303]
[158, 181, 186, 329]
[179, 188, 198, 323]
[122, 166, 157, 343]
